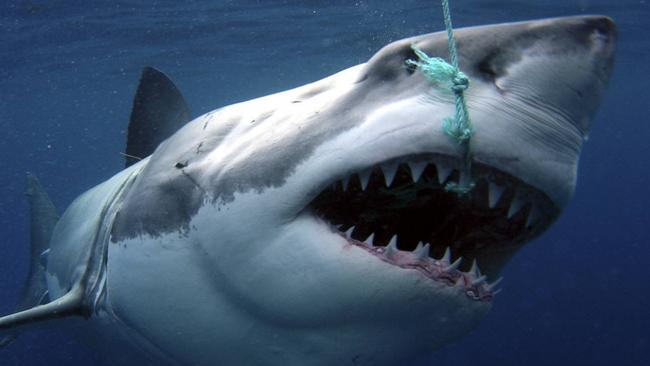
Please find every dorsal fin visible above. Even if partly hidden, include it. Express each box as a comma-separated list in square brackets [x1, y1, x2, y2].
[0, 173, 61, 347]
[21, 174, 58, 308]
[125, 67, 190, 167]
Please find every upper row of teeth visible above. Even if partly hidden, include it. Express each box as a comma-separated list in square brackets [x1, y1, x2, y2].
[341, 225, 503, 294]
[340, 160, 543, 227]
[343, 161, 455, 191]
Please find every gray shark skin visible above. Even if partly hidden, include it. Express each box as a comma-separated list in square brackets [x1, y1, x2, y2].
[0, 15, 615, 366]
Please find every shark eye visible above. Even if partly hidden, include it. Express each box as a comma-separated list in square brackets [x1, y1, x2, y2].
[404, 48, 419, 75]
[477, 58, 498, 80]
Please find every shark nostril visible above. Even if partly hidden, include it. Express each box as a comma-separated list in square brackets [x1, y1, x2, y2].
[566, 16, 617, 52]
[589, 27, 616, 57]
[585, 16, 616, 38]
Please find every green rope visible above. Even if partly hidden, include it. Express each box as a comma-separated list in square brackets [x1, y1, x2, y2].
[405, 0, 475, 195]
[406, 47, 472, 142]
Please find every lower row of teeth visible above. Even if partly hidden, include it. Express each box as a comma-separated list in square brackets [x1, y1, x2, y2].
[339, 225, 502, 301]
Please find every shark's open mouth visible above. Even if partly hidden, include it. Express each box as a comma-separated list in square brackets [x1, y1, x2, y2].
[308, 154, 560, 300]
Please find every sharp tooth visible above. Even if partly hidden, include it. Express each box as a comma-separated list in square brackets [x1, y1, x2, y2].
[487, 277, 503, 291]
[345, 226, 355, 238]
[359, 169, 371, 190]
[385, 235, 398, 257]
[471, 275, 487, 286]
[526, 205, 540, 228]
[381, 162, 399, 187]
[488, 182, 505, 208]
[440, 247, 451, 263]
[414, 243, 430, 260]
[408, 162, 427, 182]
[342, 175, 351, 191]
[444, 257, 462, 272]
[364, 233, 375, 247]
[387, 235, 397, 249]
[492, 288, 503, 296]
[436, 162, 453, 184]
[507, 193, 526, 218]
[469, 259, 481, 277]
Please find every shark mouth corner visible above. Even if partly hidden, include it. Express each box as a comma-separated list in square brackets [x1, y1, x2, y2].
[308, 154, 560, 301]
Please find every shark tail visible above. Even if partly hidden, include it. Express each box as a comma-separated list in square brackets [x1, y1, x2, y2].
[0, 173, 71, 347]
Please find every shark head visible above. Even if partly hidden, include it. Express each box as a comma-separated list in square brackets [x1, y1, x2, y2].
[106, 15, 616, 366]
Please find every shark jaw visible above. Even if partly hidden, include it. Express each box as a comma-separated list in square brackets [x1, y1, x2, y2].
[308, 153, 558, 299]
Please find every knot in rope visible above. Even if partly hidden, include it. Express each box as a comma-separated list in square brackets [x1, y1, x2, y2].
[451, 73, 469, 93]
[405, 0, 475, 195]
[406, 45, 473, 144]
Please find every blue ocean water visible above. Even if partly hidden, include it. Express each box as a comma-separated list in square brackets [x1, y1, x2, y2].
[0, 1, 648, 365]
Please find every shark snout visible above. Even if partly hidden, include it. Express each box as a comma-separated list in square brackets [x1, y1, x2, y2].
[476, 16, 616, 133]
[556, 15, 616, 53]
[456, 16, 616, 208]
[525, 15, 616, 82]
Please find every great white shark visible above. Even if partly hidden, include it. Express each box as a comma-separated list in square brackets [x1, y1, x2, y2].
[0, 15, 615, 366]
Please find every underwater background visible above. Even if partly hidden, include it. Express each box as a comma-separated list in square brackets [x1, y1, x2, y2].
[0, 1, 648, 365]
